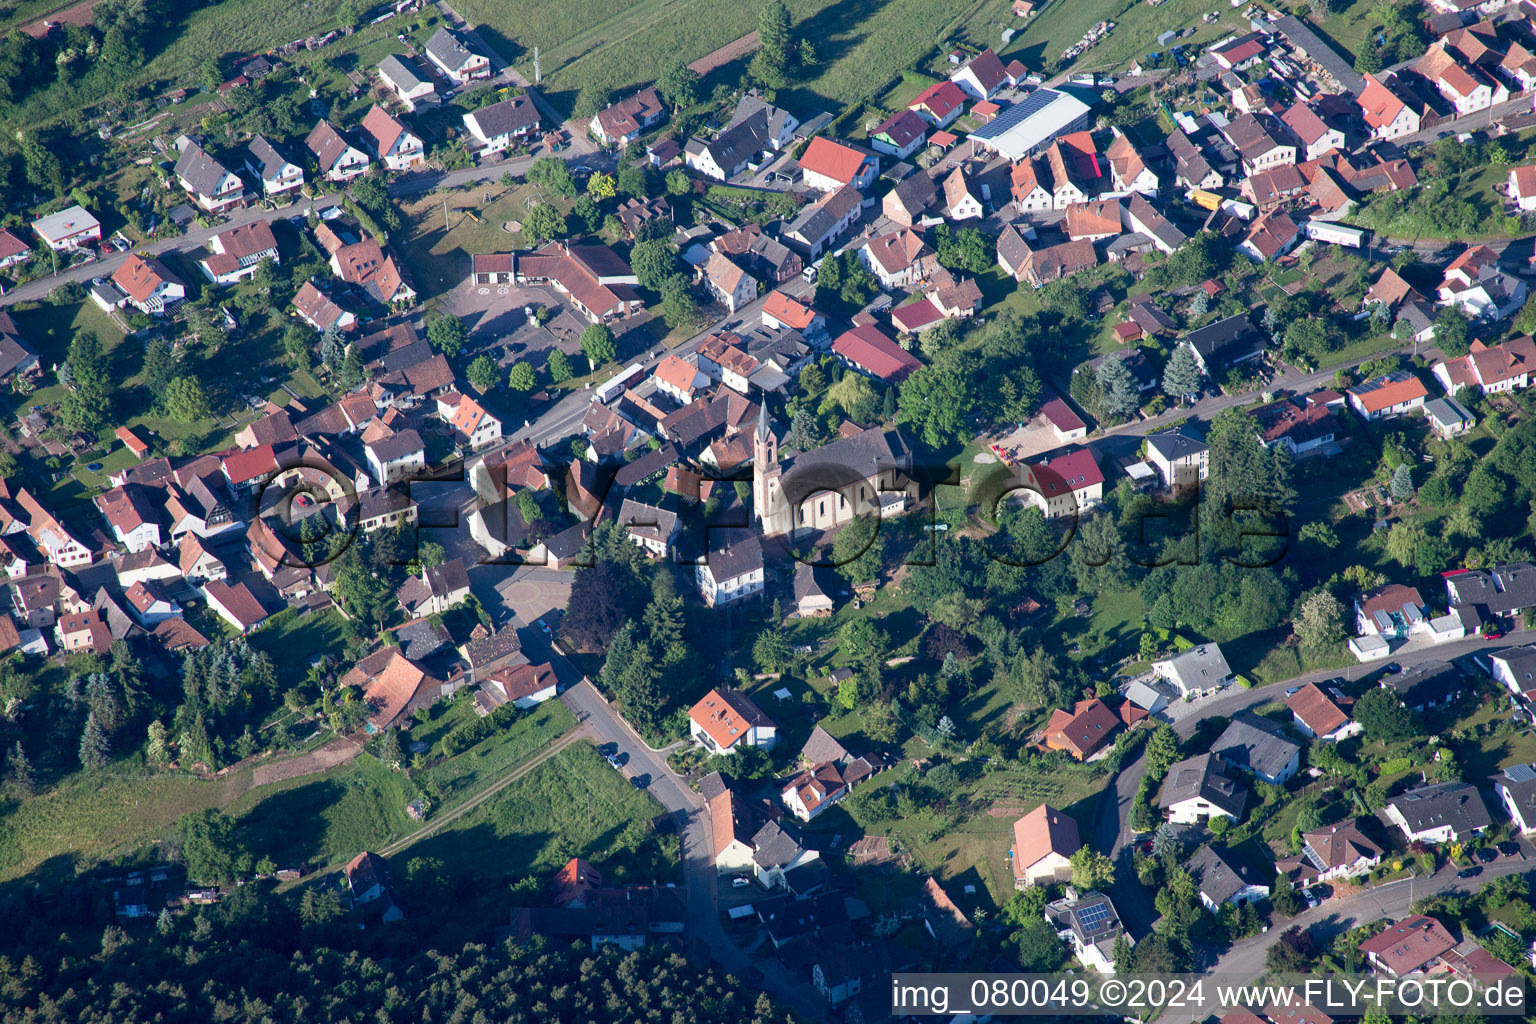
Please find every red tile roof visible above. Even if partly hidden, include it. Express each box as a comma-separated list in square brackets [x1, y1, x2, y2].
[831, 323, 922, 381]
[113, 253, 182, 304]
[798, 137, 872, 185]
[762, 290, 815, 330]
[909, 80, 967, 121]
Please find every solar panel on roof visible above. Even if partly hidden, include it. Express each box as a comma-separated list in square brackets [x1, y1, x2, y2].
[971, 89, 1068, 140]
[1506, 763, 1536, 783]
[1076, 903, 1112, 930]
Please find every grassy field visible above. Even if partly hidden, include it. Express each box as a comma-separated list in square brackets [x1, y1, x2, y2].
[247, 606, 351, 681]
[1001, 0, 1238, 75]
[232, 753, 419, 868]
[416, 699, 577, 809]
[402, 741, 676, 886]
[0, 758, 255, 883]
[400, 182, 563, 300]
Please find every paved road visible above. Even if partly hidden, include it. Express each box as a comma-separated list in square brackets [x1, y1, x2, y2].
[1096, 627, 1534, 941]
[560, 680, 830, 1021]
[1188, 850, 1532, 1018]
[507, 274, 817, 447]
[0, 196, 343, 308]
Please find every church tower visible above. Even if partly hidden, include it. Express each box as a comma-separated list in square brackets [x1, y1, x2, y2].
[753, 402, 781, 525]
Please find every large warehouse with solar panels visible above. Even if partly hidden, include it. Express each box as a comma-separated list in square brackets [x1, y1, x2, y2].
[968, 88, 1093, 161]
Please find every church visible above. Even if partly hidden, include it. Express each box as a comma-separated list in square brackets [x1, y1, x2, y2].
[753, 406, 917, 537]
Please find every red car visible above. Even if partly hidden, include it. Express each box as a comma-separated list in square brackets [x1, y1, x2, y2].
[1485, 629, 1505, 640]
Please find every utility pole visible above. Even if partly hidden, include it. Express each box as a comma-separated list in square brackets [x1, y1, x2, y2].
[533, 47, 541, 85]
[443, 196, 449, 231]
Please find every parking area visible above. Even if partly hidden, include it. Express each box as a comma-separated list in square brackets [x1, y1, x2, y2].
[486, 566, 572, 626]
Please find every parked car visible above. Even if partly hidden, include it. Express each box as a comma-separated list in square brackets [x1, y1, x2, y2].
[631, 773, 651, 789]
[1457, 866, 1482, 879]
[1383, 662, 1402, 674]
[1498, 841, 1520, 857]
[731, 876, 751, 888]
[1477, 847, 1498, 863]
[1303, 890, 1320, 909]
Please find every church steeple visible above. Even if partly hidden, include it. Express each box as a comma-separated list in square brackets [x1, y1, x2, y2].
[753, 402, 779, 523]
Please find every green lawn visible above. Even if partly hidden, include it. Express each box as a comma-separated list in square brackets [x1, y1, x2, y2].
[417, 698, 577, 810]
[402, 741, 677, 887]
[232, 753, 418, 869]
[247, 606, 351, 681]
[1000, 0, 1238, 75]
[0, 758, 255, 883]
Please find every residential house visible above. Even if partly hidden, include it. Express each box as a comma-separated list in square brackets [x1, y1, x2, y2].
[1509, 164, 1536, 212]
[1424, 395, 1474, 439]
[475, 662, 558, 714]
[462, 96, 541, 152]
[360, 105, 424, 170]
[1490, 645, 1536, 697]
[1211, 32, 1267, 70]
[1286, 682, 1361, 741]
[1160, 753, 1247, 823]
[293, 281, 357, 333]
[950, 48, 1009, 100]
[1144, 429, 1209, 488]
[1222, 113, 1297, 176]
[942, 165, 985, 220]
[1356, 583, 1427, 639]
[1188, 845, 1270, 913]
[1359, 73, 1423, 140]
[1437, 243, 1526, 319]
[1418, 42, 1508, 115]
[830, 323, 921, 383]
[125, 580, 180, 627]
[1385, 781, 1491, 843]
[1493, 763, 1536, 834]
[1010, 159, 1053, 212]
[1251, 397, 1339, 458]
[883, 171, 938, 227]
[97, 485, 163, 552]
[1347, 370, 1428, 420]
[1381, 660, 1464, 712]
[1153, 643, 1233, 699]
[859, 229, 931, 290]
[424, 26, 490, 83]
[396, 558, 470, 616]
[15, 490, 91, 567]
[696, 529, 764, 606]
[617, 498, 678, 558]
[710, 224, 800, 284]
[1010, 804, 1081, 888]
[590, 87, 665, 147]
[112, 254, 186, 315]
[689, 687, 776, 753]
[1046, 890, 1131, 974]
[55, 609, 112, 656]
[345, 851, 404, 921]
[1105, 130, 1158, 194]
[1064, 199, 1122, 242]
[1360, 916, 1459, 976]
[1018, 448, 1104, 519]
[330, 239, 416, 307]
[702, 251, 756, 313]
[0, 228, 30, 271]
[1447, 561, 1536, 622]
[729, 92, 799, 150]
[761, 290, 826, 339]
[869, 110, 928, 159]
[1281, 102, 1347, 161]
[1043, 697, 1124, 760]
[1210, 713, 1302, 785]
[798, 137, 879, 193]
[436, 391, 502, 450]
[1433, 335, 1536, 395]
[306, 120, 370, 182]
[365, 428, 426, 484]
[996, 230, 1098, 286]
[685, 115, 772, 180]
[173, 141, 244, 213]
[908, 80, 967, 127]
[202, 580, 269, 634]
[31, 205, 100, 250]
[1237, 211, 1301, 262]
[197, 221, 279, 285]
[1280, 821, 1383, 884]
[377, 54, 437, 112]
[177, 531, 226, 582]
[781, 184, 861, 259]
[653, 353, 710, 405]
